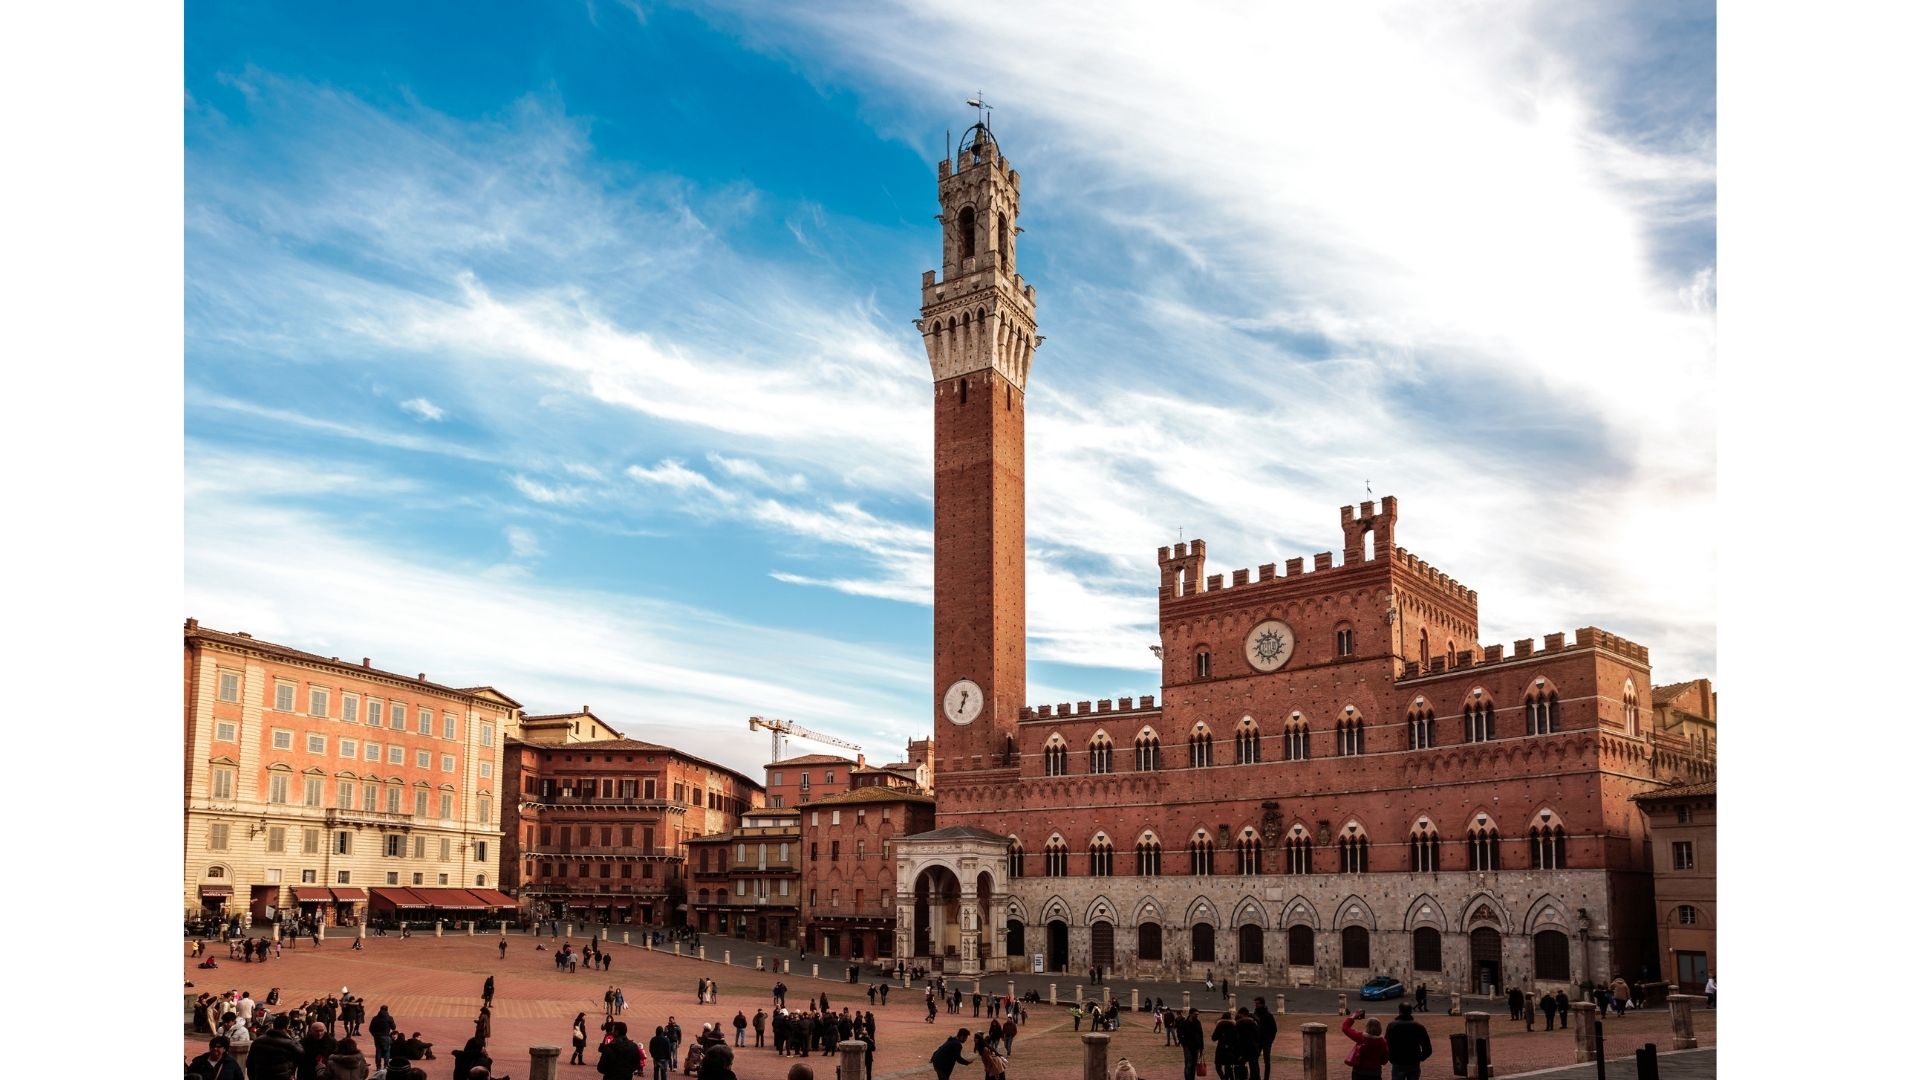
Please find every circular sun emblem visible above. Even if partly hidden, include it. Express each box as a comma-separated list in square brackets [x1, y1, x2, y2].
[1244, 619, 1296, 672]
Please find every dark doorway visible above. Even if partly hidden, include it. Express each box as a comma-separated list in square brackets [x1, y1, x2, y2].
[1006, 919, 1026, 959]
[1239, 923, 1264, 965]
[1470, 927, 1504, 995]
[1675, 950, 1708, 992]
[1091, 922, 1115, 970]
[1047, 920, 1069, 972]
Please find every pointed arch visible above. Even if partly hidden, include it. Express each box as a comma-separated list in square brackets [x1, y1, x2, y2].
[1332, 894, 1378, 931]
[1283, 710, 1311, 761]
[1183, 893, 1222, 927]
[1187, 720, 1215, 768]
[1043, 732, 1068, 776]
[1524, 675, 1563, 735]
[1403, 892, 1448, 932]
[1522, 894, 1573, 934]
[1088, 729, 1114, 774]
[1232, 895, 1270, 929]
[1088, 831, 1116, 877]
[1459, 892, 1512, 932]
[1335, 704, 1366, 756]
[1082, 894, 1120, 926]
[1276, 894, 1321, 931]
[1131, 894, 1167, 926]
[1134, 829, 1163, 876]
[1234, 714, 1261, 764]
[1337, 818, 1371, 873]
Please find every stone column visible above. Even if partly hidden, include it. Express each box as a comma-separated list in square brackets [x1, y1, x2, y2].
[1668, 993, 1701, 1050]
[1081, 1033, 1110, 1080]
[1227, 993, 1236, 1012]
[1049, 984, 1057, 1005]
[782, 959, 791, 973]
[1336, 992, 1347, 1015]
[1181, 990, 1192, 1010]
[756, 956, 765, 971]
[358, 924, 367, 940]
[433, 921, 442, 938]
[1449, 991, 1461, 1016]
[1275, 994, 1286, 1014]
[674, 943, 682, 956]
[501, 922, 509, 937]
[838, 1041, 870, 1080]
[723, 950, 731, 965]
[1300, 1022, 1329, 1080]
[622, 932, 630, 945]
[527, 1045, 560, 1080]
[1570, 1001, 1598, 1061]
[699, 945, 707, 961]
[564, 922, 573, 939]
[1464, 1011, 1491, 1079]
[959, 890, 982, 975]
[1130, 988, 1140, 1012]
[317, 923, 326, 941]
[467, 922, 475, 936]
[1075, 985, 1084, 1005]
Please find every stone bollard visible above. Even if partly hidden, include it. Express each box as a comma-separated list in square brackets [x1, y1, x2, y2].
[756, 957, 765, 971]
[645, 935, 653, 950]
[229, 1044, 251, 1074]
[434, 921, 443, 938]
[812, 963, 819, 979]
[272, 925, 281, 942]
[317, 924, 326, 941]
[599, 927, 609, 941]
[724, 950, 731, 965]
[1227, 993, 1236, 1012]
[1668, 993, 1701, 1050]
[1049, 984, 1057, 1005]
[1081, 1032, 1111, 1080]
[1336, 992, 1347, 1016]
[839, 1040, 870, 1080]
[622, 932, 630, 945]
[359, 924, 367, 940]
[699, 946, 708, 961]
[1301, 1022, 1330, 1080]
[1464, 1011, 1492, 1079]
[1075, 985, 1084, 1005]
[500, 923, 508, 937]
[1131, 988, 1140, 1012]
[1570, 1001, 1598, 1061]
[1276, 994, 1286, 1014]
[674, 943, 682, 956]
[1182, 990, 1192, 1010]
[467, 922, 475, 936]
[1007, 980, 1016, 1002]
[565, 922, 574, 939]
[1449, 992, 1462, 1016]
[782, 959, 791, 974]
[528, 1044, 561, 1080]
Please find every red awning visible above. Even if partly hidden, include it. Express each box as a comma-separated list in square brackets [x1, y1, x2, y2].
[370, 887, 429, 909]
[290, 887, 333, 903]
[466, 889, 516, 908]
[329, 887, 368, 902]
[198, 884, 233, 897]
[411, 888, 486, 910]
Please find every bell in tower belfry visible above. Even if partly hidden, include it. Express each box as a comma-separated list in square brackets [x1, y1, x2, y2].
[924, 113, 1037, 778]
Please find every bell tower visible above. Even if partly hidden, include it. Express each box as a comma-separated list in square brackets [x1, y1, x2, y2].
[922, 121, 1037, 781]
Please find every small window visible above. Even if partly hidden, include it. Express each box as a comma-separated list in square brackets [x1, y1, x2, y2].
[337, 870, 351, 885]
[209, 767, 236, 800]
[1672, 841, 1695, 870]
[1194, 649, 1212, 680]
[1335, 628, 1356, 657]
[309, 688, 329, 718]
[266, 827, 285, 853]
[342, 696, 359, 723]
[416, 708, 431, 735]
[217, 672, 241, 703]
[1677, 904, 1699, 925]
[479, 762, 492, 779]
[1675, 805, 1692, 824]
[307, 734, 326, 754]
[364, 742, 380, 762]
[302, 777, 322, 806]
[208, 824, 229, 850]
[367, 701, 383, 727]
[335, 830, 352, 855]
[416, 750, 430, 768]
[389, 746, 405, 765]
[268, 773, 290, 804]
[271, 729, 293, 751]
[215, 721, 238, 742]
[441, 754, 455, 773]
[480, 722, 494, 747]
[274, 683, 295, 712]
[339, 738, 357, 758]
[443, 714, 456, 740]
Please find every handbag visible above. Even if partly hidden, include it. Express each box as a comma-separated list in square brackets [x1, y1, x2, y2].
[1196, 1062, 1208, 1077]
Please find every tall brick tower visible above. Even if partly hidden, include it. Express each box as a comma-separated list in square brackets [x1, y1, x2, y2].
[920, 121, 1038, 784]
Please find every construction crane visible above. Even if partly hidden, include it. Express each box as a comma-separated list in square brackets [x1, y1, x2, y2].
[748, 715, 863, 763]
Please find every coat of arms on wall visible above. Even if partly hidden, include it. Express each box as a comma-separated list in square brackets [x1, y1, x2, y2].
[1260, 802, 1281, 845]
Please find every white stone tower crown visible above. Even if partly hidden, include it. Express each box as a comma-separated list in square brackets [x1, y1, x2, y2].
[919, 123, 1039, 392]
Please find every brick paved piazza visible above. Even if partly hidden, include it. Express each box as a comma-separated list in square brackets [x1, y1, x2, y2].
[184, 932, 1714, 1078]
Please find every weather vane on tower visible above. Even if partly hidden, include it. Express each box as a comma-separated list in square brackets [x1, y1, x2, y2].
[967, 93, 993, 130]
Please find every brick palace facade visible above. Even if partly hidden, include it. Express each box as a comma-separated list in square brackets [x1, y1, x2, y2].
[891, 122, 1716, 998]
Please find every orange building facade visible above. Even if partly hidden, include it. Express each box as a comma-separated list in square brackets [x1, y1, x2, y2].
[799, 787, 938, 961]
[182, 620, 512, 926]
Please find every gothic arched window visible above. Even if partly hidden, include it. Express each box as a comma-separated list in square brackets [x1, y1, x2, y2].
[958, 206, 976, 259]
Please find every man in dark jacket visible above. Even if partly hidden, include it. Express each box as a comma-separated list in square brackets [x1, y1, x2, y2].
[297, 1021, 336, 1080]
[1540, 991, 1558, 1031]
[598, 1021, 642, 1080]
[188, 1035, 246, 1080]
[929, 1028, 973, 1080]
[1384, 1003, 1433, 1080]
[483, 975, 495, 1007]
[1253, 997, 1279, 1080]
[1177, 1009, 1204, 1080]
[1209, 1012, 1241, 1080]
[1235, 1007, 1262, 1080]
[649, 1027, 673, 1080]
[368, 1005, 397, 1069]
[246, 1016, 304, 1080]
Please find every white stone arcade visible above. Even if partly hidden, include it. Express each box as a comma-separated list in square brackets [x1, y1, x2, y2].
[892, 826, 1012, 975]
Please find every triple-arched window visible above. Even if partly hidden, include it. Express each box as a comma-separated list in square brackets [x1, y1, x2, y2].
[1283, 714, 1310, 761]
[1526, 684, 1561, 735]
[1337, 826, 1370, 873]
[1088, 733, 1114, 775]
[1043, 736, 1068, 777]
[1284, 826, 1313, 875]
[1135, 833, 1162, 877]
[1188, 724, 1214, 768]
[1410, 820, 1442, 873]
[1464, 695, 1495, 742]
[1235, 829, 1262, 875]
[1089, 834, 1114, 877]
[1529, 815, 1567, 869]
[1335, 708, 1365, 756]
[1190, 831, 1216, 877]
[1234, 718, 1260, 764]
[1134, 729, 1162, 772]
[1043, 835, 1069, 876]
[1467, 822, 1501, 871]
[1008, 837, 1025, 878]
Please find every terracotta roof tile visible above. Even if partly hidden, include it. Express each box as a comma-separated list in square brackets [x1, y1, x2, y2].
[801, 786, 934, 808]
[1631, 780, 1716, 802]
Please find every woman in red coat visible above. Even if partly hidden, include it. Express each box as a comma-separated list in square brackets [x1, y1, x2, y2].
[1340, 1011, 1390, 1080]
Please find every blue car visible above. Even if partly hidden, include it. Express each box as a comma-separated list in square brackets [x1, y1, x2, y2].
[1359, 976, 1406, 1001]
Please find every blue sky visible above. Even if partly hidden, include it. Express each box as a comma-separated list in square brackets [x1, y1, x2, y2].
[184, 1, 1716, 777]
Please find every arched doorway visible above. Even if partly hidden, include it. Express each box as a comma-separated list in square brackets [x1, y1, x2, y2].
[1470, 926, 1504, 995]
[1006, 919, 1026, 960]
[1046, 920, 1070, 972]
[1091, 921, 1115, 971]
[1238, 923, 1264, 965]
[913, 865, 961, 963]
[1287, 925, 1314, 967]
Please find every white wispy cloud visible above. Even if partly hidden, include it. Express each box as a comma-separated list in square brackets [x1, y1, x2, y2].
[400, 397, 444, 421]
[505, 526, 543, 558]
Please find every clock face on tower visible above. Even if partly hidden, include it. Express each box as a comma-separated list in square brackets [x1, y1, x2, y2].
[943, 678, 985, 726]
[1244, 619, 1297, 672]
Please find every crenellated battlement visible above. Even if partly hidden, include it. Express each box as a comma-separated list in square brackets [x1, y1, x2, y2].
[1395, 625, 1650, 680]
[1157, 498, 1414, 604]
[1391, 548, 1478, 606]
[1019, 695, 1158, 721]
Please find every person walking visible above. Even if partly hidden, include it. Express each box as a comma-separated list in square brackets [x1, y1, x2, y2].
[615, 987, 626, 1015]
[929, 1027, 973, 1080]
[733, 1011, 747, 1046]
[1522, 992, 1535, 1032]
[572, 1012, 590, 1065]
[1178, 1008, 1204, 1080]
[1255, 997, 1279, 1080]
[1210, 1011, 1242, 1080]
[1413, 984, 1428, 1013]
[648, 1026, 673, 1080]
[1001, 1016, 1017, 1057]
[482, 975, 495, 1008]
[1539, 990, 1557, 1032]
[1704, 973, 1716, 1008]
[1506, 987, 1522, 1021]
[1340, 1012, 1390, 1080]
[879, 983, 889, 1006]
[1385, 1004, 1433, 1080]
[1554, 990, 1570, 1025]
[753, 1008, 767, 1048]
[1610, 976, 1630, 1017]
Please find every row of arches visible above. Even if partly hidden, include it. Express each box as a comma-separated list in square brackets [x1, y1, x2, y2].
[1005, 812, 1571, 878]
